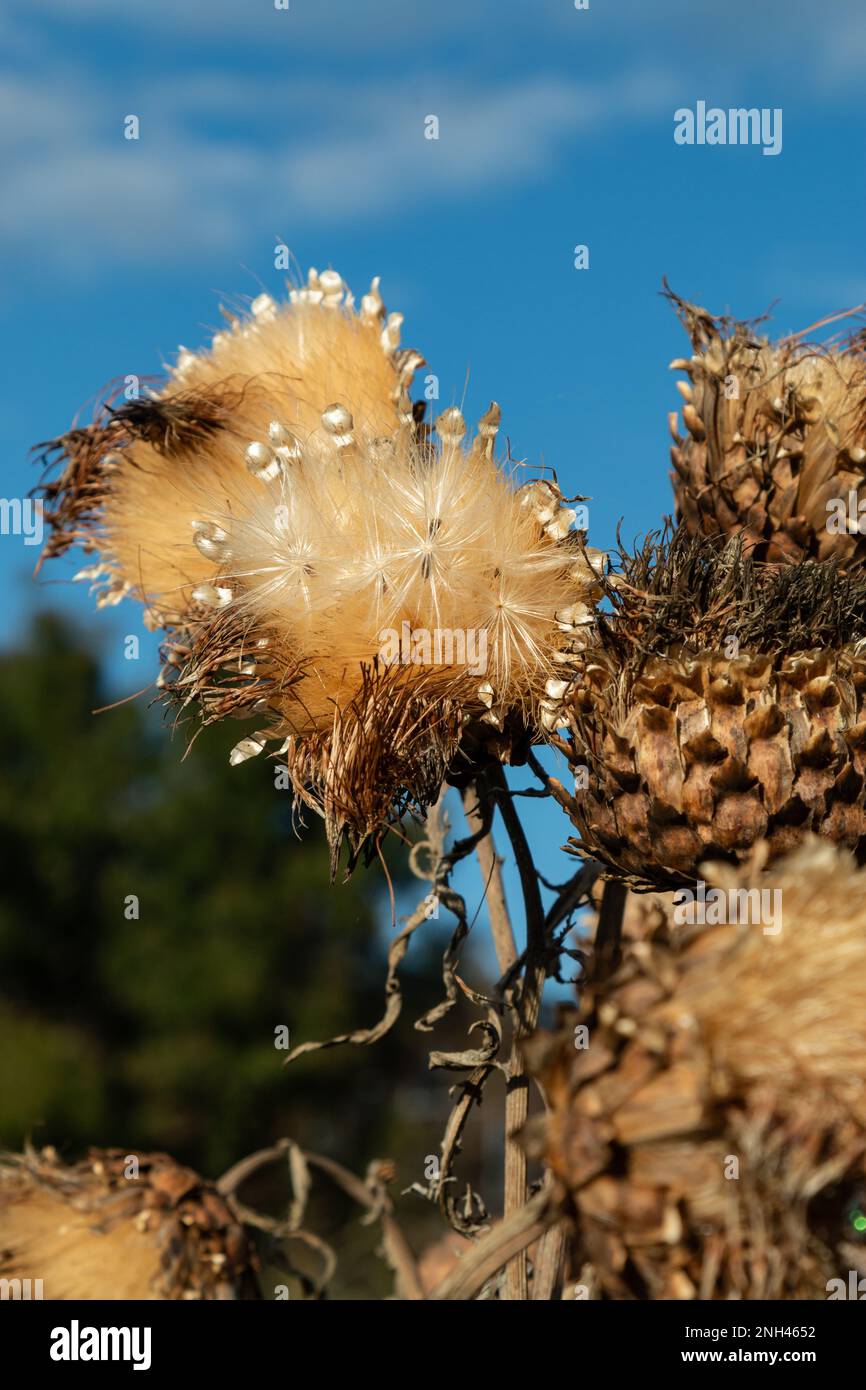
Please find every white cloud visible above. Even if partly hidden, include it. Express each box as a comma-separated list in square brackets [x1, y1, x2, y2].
[0, 65, 676, 272]
[8, 0, 866, 80]
[5, 0, 486, 48]
[814, 9, 866, 81]
[278, 70, 675, 215]
[3, 0, 859, 278]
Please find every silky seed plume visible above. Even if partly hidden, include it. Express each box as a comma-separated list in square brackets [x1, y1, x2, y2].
[36, 267, 603, 870]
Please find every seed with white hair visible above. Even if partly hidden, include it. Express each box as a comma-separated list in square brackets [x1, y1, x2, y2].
[192, 583, 233, 609]
[191, 520, 230, 561]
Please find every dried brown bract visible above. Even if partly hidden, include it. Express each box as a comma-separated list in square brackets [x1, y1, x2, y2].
[549, 528, 866, 887]
[667, 282, 866, 564]
[525, 838, 866, 1299]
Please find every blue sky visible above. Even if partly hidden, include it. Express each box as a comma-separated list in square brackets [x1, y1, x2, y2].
[3, 0, 866, 950]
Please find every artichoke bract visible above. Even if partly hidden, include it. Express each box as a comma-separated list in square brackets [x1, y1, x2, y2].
[548, 528, 866, 889]
[667, 284, 866, 565]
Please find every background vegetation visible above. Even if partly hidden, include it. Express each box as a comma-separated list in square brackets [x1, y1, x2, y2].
[0, 613, 490, 1294]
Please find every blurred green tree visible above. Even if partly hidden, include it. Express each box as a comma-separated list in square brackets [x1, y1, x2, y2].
[0, 613, 458, 1200]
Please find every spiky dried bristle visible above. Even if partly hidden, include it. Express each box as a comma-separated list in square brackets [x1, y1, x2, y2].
[547, 528, 866, 887]
[592, 525, 866, 674]
[37, 269, 602, 866]
[666, 282, 866, 563]
[525, 838, 866, 1299]
[0, 1147, 258, 1300]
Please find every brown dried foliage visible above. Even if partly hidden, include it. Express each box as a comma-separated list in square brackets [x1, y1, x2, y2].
[0, 1147, 259, 1300]
[666, 282, 866, 564]
[524, 838, 866, 1299]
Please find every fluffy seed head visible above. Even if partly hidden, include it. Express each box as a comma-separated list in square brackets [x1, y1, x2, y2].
[37, 269, 602, 868]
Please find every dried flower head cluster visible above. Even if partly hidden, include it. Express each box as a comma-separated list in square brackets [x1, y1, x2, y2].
[667, 283, 866, 564]
[549, 528, 866, 887]
[37, 270, 604, 866]
[0, 1147, 258, 1299]
[525, 838, 866, 1299]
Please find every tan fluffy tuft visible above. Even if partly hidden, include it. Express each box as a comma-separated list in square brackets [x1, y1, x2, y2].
[38, 269, 602, 865]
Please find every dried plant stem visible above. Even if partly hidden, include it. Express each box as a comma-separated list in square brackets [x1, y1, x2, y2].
[427, 1186, 556, 1301]
[531, 1220, 568, 1300]
[593, 879, 627, 982]
[217, 1139, 424, 1300]
[462, 779, 528, 1298]
[460, 784, 518, 975]
[476, 764, 548, 1301]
